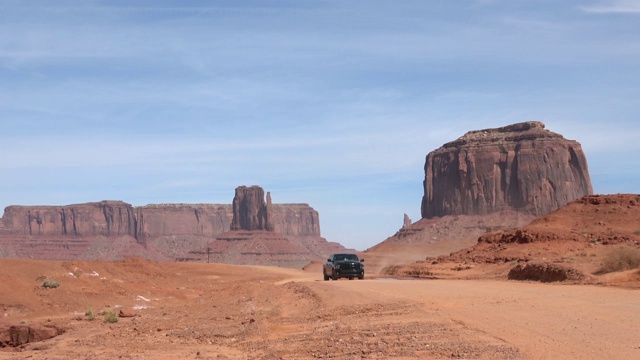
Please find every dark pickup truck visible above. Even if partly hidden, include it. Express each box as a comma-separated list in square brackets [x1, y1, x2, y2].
[323, 253, 365, 281]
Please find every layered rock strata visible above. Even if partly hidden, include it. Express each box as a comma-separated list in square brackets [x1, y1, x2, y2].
[421, 121, 593, 218]
[230, 186, 273, 231]
[196, 186, 338, 268]
[0, 186, 335, 264]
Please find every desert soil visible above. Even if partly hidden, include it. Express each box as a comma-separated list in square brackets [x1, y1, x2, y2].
[1, 258, 638, 359]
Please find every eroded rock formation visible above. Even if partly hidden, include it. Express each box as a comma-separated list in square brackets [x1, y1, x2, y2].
[0, 323, 64, 347]
[0, 186, 335, 264]
[403, 214, 412, 229]
[230, 186, 273, 231]
[421, 121, 593, 218]
[1, 201, 139, 239]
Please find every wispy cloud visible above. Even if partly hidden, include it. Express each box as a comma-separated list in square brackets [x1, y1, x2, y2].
[1, 1, 639, 249]
[581, 0, 640, 14]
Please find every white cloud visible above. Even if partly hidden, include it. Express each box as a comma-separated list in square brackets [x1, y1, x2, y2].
[581, 0, 640, 14]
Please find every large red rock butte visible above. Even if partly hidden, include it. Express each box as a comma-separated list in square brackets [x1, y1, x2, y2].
[230, 185, 274, 231]
[364, 122, 593, 271]
[0, 186, 344, 266]
[421, 121, 593, 218]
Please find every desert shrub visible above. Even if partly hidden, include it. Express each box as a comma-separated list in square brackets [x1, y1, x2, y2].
[600, 246, 640, 273]
[633, 230, 640, 236]
[85, 310, 95, 321]
[42, 280, 60, 288]
[104, 310, 118, 323]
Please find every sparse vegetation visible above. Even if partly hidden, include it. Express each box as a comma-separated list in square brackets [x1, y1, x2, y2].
[599, 246, 640, 273]
[85, 310, 95, 321]
[42, 280, 60, 288]
[633, 230, 640, 236]
[104, 310, 118, 323]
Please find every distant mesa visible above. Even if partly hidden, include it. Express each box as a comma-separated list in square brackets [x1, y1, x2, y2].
[187, 185, 346, 267]
[0, 185, 345, 267]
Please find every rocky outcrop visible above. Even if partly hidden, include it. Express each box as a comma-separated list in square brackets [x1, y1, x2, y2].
[190, 186, 337, 268]
[270, 204, 320, 237]
[508, 263, 585, 282]
[136, 204, 232, 239]
[0, 202, 320, 241]
[0, 201, 140, 240]
[403, 214, 412, 229]
[0, 323, 64, 347]
[421, 121, 593, 218]
[0, 186, 333, 264]
[231, 186, 273, 231]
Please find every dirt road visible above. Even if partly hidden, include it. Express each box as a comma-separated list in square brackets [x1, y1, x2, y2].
[309, 279, 640, 359]
[1, 259, 638, 359]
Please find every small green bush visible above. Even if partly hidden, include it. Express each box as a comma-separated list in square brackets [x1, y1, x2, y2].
[600, 246, 640, 273]
[104, 310, 118, 323]
[42, 280, 60, 288]
[85, 310, 95, 321]
[633, 230, 640, 236]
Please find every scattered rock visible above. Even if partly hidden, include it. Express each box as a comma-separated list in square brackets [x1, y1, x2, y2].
[0, 323, 64, 347]
[119, 310, 137, 318]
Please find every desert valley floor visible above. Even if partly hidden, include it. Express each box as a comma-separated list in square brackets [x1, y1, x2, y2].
[1, 257, 639, 360]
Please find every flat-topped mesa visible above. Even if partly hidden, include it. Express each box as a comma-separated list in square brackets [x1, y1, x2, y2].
[421, 121, 593, 218]
[0, 186, 331, 262]
[230, 185, 274, 231]
[0, 201, 138, 238]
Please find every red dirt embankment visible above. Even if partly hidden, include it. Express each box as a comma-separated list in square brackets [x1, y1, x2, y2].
[383, 194, 640, 285]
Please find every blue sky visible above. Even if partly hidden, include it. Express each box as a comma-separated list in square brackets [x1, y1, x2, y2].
[1, 0, 639, 250]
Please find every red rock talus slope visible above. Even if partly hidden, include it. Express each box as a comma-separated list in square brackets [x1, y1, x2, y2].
[364, 211, 535, 273]
[421, 121, 593, 218]
[387, 194, 640, 283]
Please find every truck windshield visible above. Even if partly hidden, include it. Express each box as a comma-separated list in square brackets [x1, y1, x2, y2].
[335, 254, 359, 261]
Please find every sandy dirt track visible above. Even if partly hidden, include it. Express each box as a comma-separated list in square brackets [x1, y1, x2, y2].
[1, 259, 639, 359]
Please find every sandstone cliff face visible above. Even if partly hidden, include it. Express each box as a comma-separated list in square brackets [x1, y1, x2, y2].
[0, 202, 320, 240]
[137, 204, 232, 239]
[421, 122, 593, 218]
[1, 201, 139, 239]
[0, 188, 327, 262]
[270, 204, 320, 237]
[230, 186, 273, 231]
